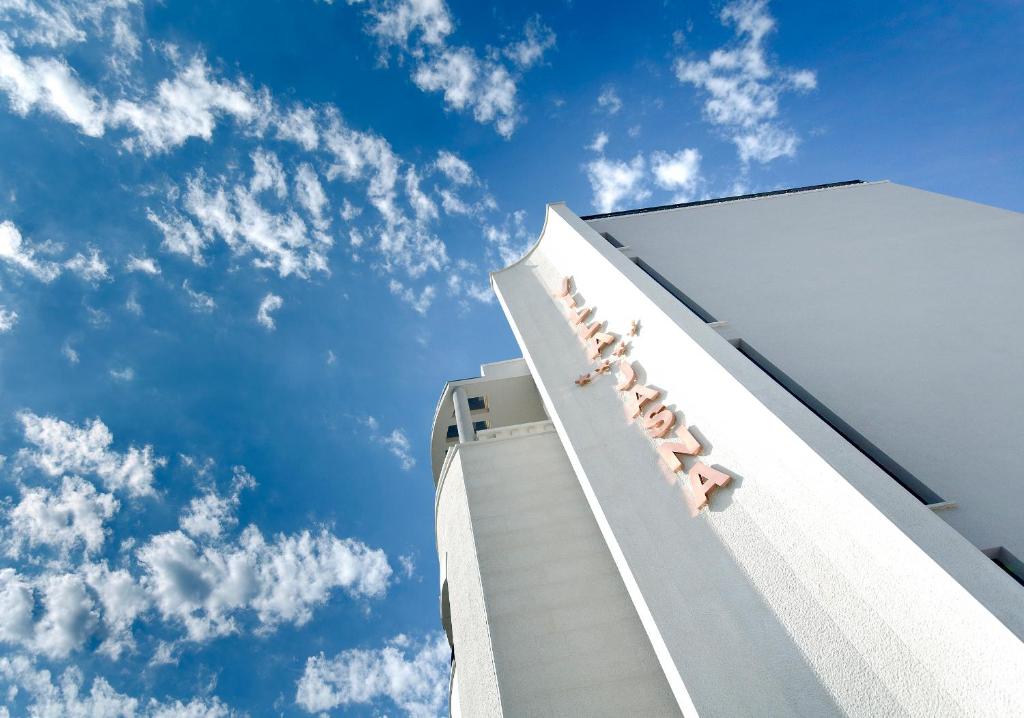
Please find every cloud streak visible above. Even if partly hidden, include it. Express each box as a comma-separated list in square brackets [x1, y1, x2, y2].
[674, 0, 816, 164]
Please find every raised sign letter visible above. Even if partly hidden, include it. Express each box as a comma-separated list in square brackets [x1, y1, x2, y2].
[557, 276, 572, 297]
[587, 332, 615, 360]
[656, 430, 702, 471]
[615, 360, 636, 391]
[643, 403, 676, 438]
[685, 462, 731, 511]
[627, 385, 660, 418]
[577, 320, 600, 341]
[569, 305, 592, 326]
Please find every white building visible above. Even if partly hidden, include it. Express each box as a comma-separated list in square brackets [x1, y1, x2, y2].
[429, 181, 1024, 717]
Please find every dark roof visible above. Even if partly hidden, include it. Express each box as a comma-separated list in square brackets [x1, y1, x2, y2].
[580, 180, 865, 221]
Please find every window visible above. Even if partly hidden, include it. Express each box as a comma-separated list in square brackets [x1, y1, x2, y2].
[983, 547, 1024, 588]
[445, 420, 488, 442]
[450, 395, 487, 417]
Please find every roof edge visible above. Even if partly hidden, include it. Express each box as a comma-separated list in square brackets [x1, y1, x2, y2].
[580, 180, 869, 221]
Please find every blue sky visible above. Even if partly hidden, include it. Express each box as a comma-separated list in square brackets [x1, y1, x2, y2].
[0, 0, 1020, 715]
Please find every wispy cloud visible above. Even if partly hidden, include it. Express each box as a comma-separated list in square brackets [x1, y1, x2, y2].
[388, 279, 435, 315]
[138, 525, 391, 641]
[596, 85, 622, 115]
[16, 411, 165, 497]
[346, 1, 555, 137]
[295, 633, 449, 716]
[0, 654, 240, 715]
[585, 154, 650, 213]
[0, 305, 17, 332]
[362, 415, 416, 470]
[125, 254, 160, 275]
[0, 219, 61, 281]
[586, 147, 703, 212]
[674, 0, 816, 164]
[109, 366, 134, 381]
[257, 292, 283, 330]
[182, 279, 216, 313]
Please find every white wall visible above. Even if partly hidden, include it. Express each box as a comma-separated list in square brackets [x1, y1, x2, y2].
[587, 182, 1024, 563]
[435, 448, 504, 717]
[437, 426, 679, 716]
[490, 202, 1024, 717]
[430, 372, 548, 480]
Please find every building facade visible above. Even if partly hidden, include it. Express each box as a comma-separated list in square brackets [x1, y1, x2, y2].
[429, 181, 1024, 717]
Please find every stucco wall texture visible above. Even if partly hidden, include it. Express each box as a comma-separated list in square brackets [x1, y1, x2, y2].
[587, 181, 1024, 564]
[438, 430, 678, 716]
[435, 449, 503, 718]
[487, 199, 1024, 716]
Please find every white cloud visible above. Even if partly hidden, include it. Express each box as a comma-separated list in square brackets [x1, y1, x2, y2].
[412, 47, 520, 138]
[64, 247, 110, 282]
[6, 475, 119, 558]
[320, 110, 451, 279]
[275, 103, 318, 150]
[673, 0, 816, 164]
[446, 271, 492, 305]
[732, 123, 798, 164]
[0, 33, 106, 136]
[0, 1, 86, 48]
[587, 130, 608, 153]
[398, 554, 415, 578]
[81, 561, 150, 659]
[384, 432, 415, 470]
[387, 279, 434, 315]
[585, 154, 650, 213]
[250, 148, 287, 199]
[482, 209, 532, 268]
[137, 525, 392, 641]
[29, 572, 99, 658]
[0, 654, 238, 717]
[362, 415, 416, 470]
[150, 154, 333, 278]
[85, 305, 109, 326]
[110, 56, 260, 155]
[0, 305, 16, 332]
[503, 16, 556, 70]
[179, 467, 255, 541]
[404, 167, 437, 223]
[322, 109, 401, 224]
[438, 188, 470, 216]
[650, 148, 701, 201]
[295, 633, 449, 717]
[0, 219, 61, 281]
[0, 31, 265, 153]
[61, 340, 79, 363]
[256, 292, 283, 330]
[434, 150, 472, 184]
[182, 279, 216, 313]
[339, 198, 362, 221]
[125, 254, 160, 275]
[147, 211, 208, 263]
[125, 291, 142, 315]
[0, 568, 35, 648]
[596, 85, 622, 115]
[349, 3, 550, 137]
[17, 411, 165, 497]
[110, 366, 134, 381]
[364, 0, 453, 49]
[294, 162, 329, 230]
[0, 0, 142, 56]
